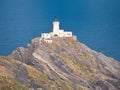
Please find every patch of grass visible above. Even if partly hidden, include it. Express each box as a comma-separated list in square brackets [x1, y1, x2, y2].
[81, 51, 87, 57]
[59, 53, 94, 81]
[59, 53, 88, 73]
[73, 61, 88, 74]
[49, 80, 73, 90]
[0, 56, 17, 64]
[0, 75, 29, 90]
[0, 56, 12, 61]
[27, 66, 48, 81]
[72, 40, 78, 45]
[53, 80, 89, 90]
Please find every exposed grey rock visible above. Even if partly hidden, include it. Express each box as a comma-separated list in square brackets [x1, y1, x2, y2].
[10, 36, 120, 90]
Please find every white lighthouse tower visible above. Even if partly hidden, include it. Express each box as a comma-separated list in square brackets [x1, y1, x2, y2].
[53, 16, 60, 35]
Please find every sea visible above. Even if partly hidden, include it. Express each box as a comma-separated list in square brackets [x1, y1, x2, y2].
[0, 0, 120, 61]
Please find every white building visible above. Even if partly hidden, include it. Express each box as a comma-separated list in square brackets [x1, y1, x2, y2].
[64, 32, 72, 37]
[41, 17, 73, 43]
[41, 33, 51, 39]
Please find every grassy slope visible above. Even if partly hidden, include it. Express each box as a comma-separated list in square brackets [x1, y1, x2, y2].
[0, 56, 88, 90]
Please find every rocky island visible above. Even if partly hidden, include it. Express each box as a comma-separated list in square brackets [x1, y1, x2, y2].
[0, 18, 120, 90]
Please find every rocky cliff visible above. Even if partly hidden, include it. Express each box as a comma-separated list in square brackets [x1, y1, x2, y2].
[2, 36, 120, 90]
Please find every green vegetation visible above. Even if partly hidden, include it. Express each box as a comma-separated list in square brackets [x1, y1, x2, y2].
[73, 61, 88, 74]
[48, 80, 71, 90]
[48, 79, 88, 90]
[0, 75, 29, 90]
[27, 66, 48, 81]
[0, 56, 12, 61]
[59, 52, 93, 81]
[59, 52, 88, 74]
[0, 56, 19, 65]
[81, 51, 87, 57]
[72, 40, 78, 45]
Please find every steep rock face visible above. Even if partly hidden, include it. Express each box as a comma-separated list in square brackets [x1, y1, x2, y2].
[11, 36, 120, 90]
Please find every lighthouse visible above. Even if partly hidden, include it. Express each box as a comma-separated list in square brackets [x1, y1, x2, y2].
[41, 17, 73, 43]
[53, 16, 60, 35]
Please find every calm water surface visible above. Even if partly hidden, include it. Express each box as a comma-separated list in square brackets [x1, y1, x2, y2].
[0, 0, 120, 61]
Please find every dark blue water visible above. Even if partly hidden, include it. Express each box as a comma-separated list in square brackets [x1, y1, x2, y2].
[0, 0, 120, 61]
